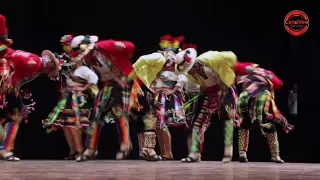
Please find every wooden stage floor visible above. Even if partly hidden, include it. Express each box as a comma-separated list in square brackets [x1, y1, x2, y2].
[0, 160, 319, 179]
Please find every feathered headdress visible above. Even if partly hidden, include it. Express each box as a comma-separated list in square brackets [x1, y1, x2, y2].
[159, 34, 184, 52]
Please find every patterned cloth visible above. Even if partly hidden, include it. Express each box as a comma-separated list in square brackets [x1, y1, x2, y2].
[185, 92, 202, 129]
[237, 75, 294, 133]
[152, 70, 187, 129]
[43, 90, 94, 132]
[191, 85, 222, 153]
[0, 93, 23, 151]
[154, 89, 186, 130]
[219, 86, 239, 146]
[86, 83, 131, 149]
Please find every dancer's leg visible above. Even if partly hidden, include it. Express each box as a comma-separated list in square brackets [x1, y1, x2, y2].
[0, 112, 20, 161]
[238, 125, 250, 163]
[137, 131, 145, 158]
[84, 86, 112, 158]
[265, 126, 284, 163]
[156, 128, 165, 156]
[69, 127, 84, 162]
[222, 118, 234, 163]
[84, 120, 101, 157]
[160, 129, 173, 159]
[181, 95, 211, 162]
[114, 106, 131, 160]
[62, 127, 76, 160]
[182, 86, 221, 163]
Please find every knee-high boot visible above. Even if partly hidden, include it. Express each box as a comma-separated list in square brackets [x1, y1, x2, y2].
[266, 131, 284, 163]
[141, 111, 161, 161]
[137, 132, 144, 158]
[238, 128, 249, 162]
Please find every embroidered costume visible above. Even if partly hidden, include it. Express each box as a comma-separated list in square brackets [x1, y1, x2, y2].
[0, 14, 61, 161]
[184, 81, 202, 154]
[178, 49, 240, 163]
[133, 34, 187, 160]
[43, 53, 98, 161]
[237, 65, 294, 163]
[61, 35, 141, 160]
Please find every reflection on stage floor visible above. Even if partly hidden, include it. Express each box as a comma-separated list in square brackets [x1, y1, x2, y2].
[1, 160, 319, 180]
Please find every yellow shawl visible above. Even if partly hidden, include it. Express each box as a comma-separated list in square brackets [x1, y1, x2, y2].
[197, 51, 237, 87]
[186, 73, 204, 88]
[132, 53, 166, 88]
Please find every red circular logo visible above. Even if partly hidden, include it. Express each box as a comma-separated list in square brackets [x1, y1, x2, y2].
[284, 10, 309, 36]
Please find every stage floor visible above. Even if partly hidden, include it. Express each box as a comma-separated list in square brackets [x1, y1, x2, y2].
[0, 160, 319, 179]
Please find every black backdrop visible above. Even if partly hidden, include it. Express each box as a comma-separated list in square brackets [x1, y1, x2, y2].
[1, 0, 319, 162]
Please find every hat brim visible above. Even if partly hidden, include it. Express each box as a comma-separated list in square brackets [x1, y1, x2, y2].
[41, 50, 61, 77]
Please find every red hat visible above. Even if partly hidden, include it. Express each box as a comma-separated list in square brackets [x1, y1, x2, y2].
[235, 61, 259, 75]
[181, 43, 197, 51]
[0, 58, 10, 76]
[0, 15, 8, 39]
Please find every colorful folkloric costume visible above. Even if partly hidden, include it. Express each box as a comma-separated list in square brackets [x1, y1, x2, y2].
[179, 50, 239, 163]
[133, 34, 187, 160]
[43, 54, 98, 161]
[154, 71, 187, 129]
[136, 87, 159, 160]
[177, 44, 238, 162]
[237, 65, 294, 163]
[184, 81, 202, 154]
[218, 85, 240, 163]
[62, 35, 141, 160]
[0, 14, 61, 161]
[43, 57, 98, 131]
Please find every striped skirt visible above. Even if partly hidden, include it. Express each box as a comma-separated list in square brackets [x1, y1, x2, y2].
[43, 91, 94, 132]
[154, 88, 186, 130]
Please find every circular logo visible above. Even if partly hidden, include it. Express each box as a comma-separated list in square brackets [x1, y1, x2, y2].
[284, 10, 309, 36]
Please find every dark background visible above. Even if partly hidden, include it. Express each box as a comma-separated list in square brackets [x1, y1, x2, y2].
[1, 0, 319, 162]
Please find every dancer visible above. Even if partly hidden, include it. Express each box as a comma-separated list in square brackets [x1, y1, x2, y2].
[179, 46, 244, 163]
[237, 66, 294, 163]
[0, 15, 61, 161]
[133, 34, 188, 160]
[43, 53, 98, 162]
[61, 34, 141, 160]
[177, 49, 246, 163]
[0, 50, 60, 161]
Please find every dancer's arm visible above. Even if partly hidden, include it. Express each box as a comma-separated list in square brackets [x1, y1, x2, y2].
[74, 66, 99, 91]
[164, 74, 188, 95]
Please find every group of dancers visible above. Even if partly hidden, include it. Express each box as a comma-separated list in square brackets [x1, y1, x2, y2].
[0, 14, 294, 163]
